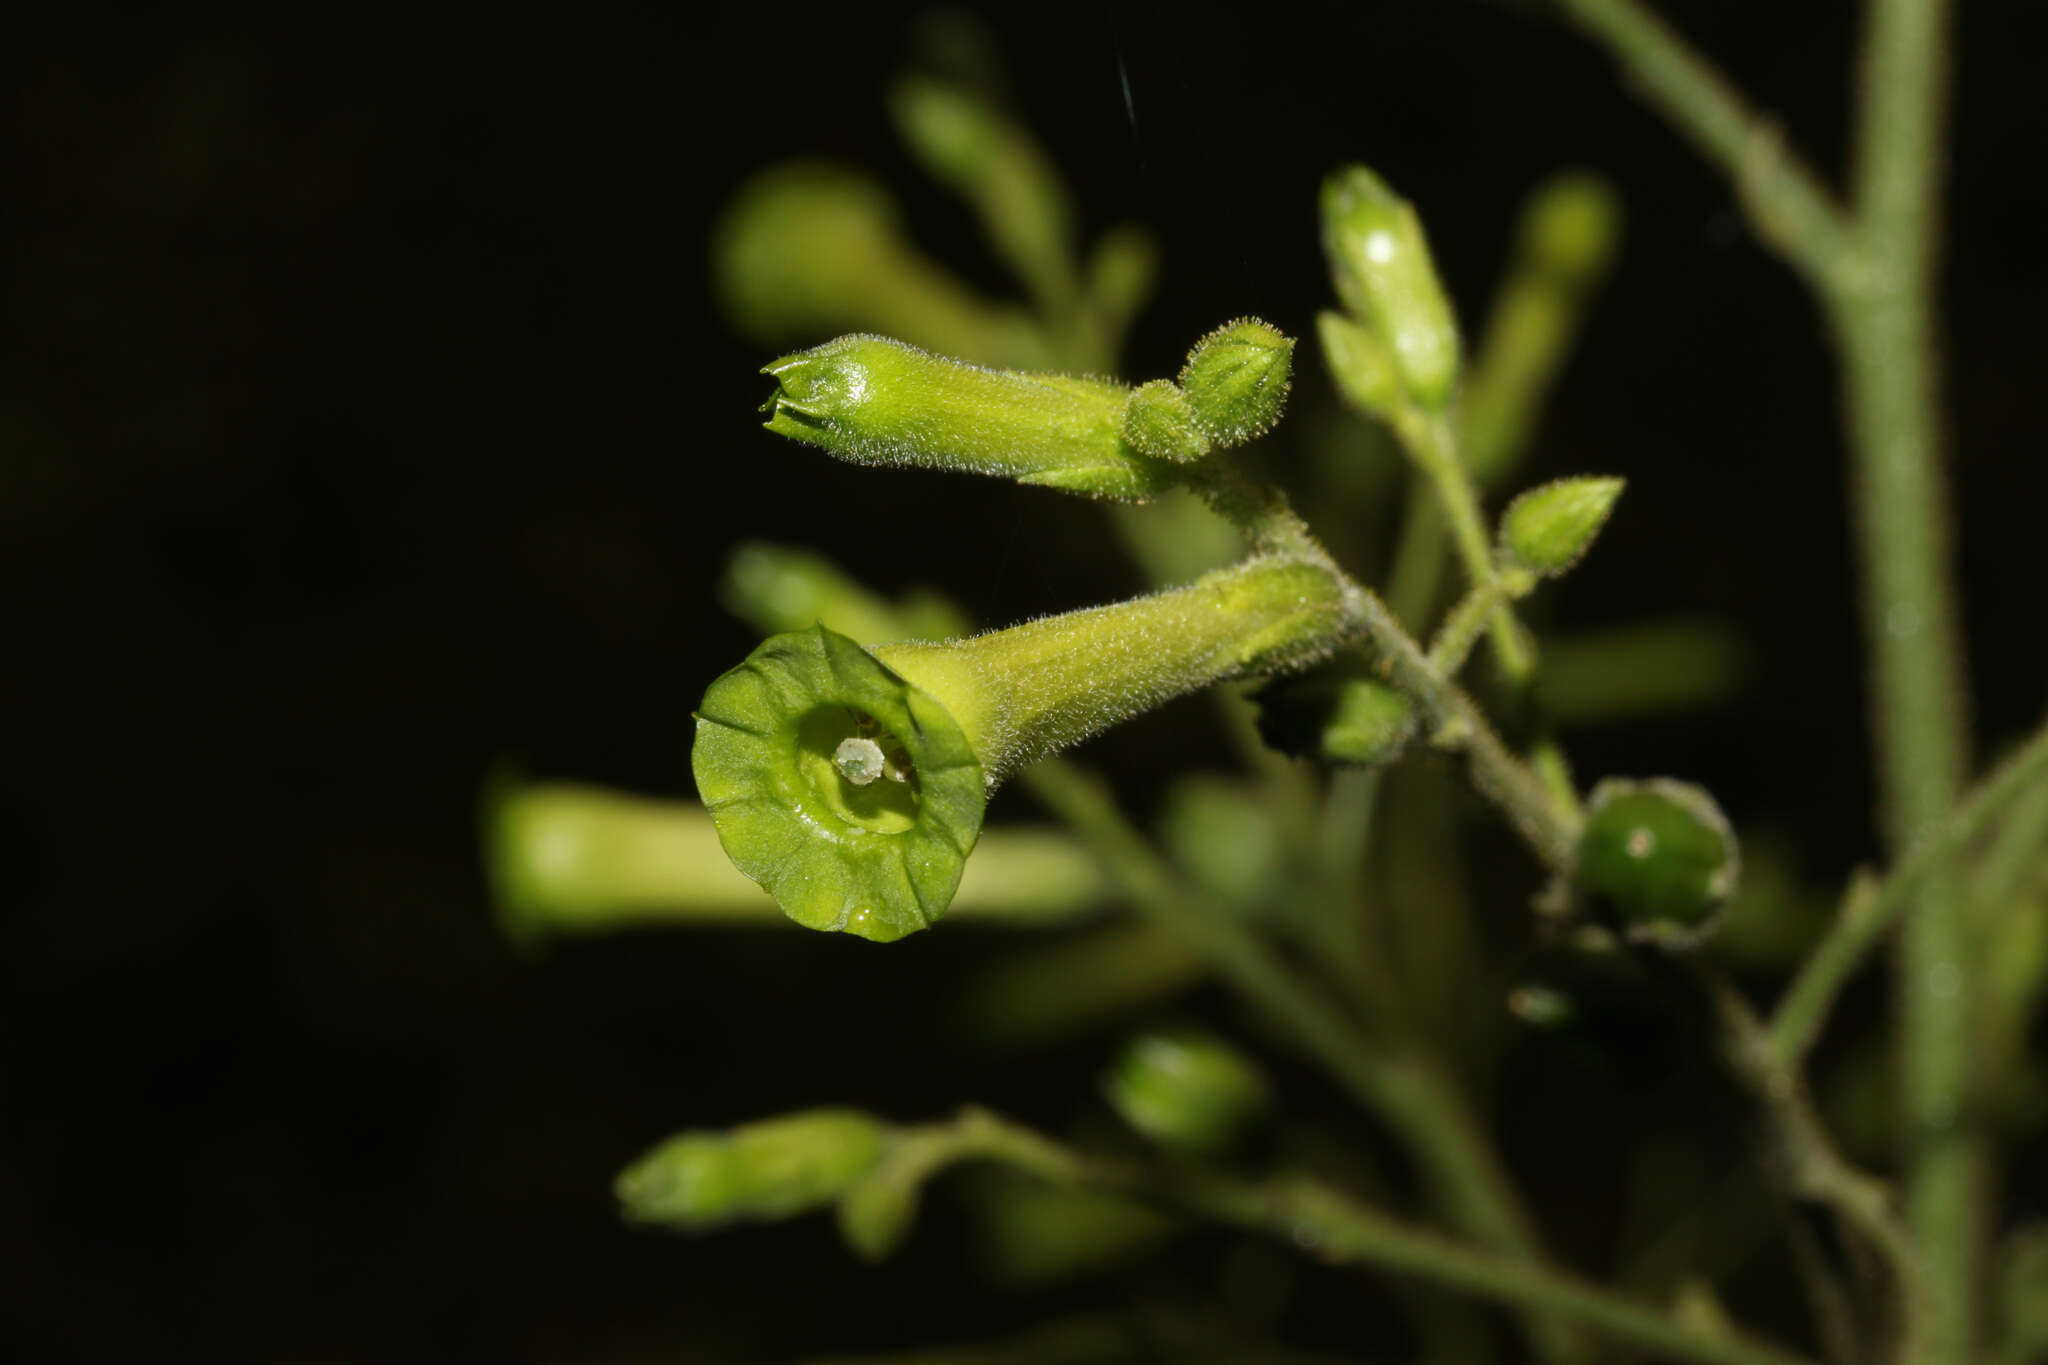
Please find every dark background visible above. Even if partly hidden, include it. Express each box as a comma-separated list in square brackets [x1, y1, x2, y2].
[5, 1, 2044, 1359]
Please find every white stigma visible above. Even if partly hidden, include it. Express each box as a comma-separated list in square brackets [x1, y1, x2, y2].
[834, 736, 887, 786]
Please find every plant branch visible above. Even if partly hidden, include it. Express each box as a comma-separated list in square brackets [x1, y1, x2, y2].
[1835, 2, 1974, 1359]
[1191, 464, 1581, 872]
[945, 1109, 1818, 1365]
[1547, 0, 1861, 295]
[1020, 759, 1587, 1363]
[1771, 713, 2048, 1066]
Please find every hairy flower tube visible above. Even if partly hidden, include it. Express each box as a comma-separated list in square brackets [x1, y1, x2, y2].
[761, 333, 1184, 500]
[692, 555, 1355, 941]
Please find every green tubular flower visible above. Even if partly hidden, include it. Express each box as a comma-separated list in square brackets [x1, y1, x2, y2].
[761, 334, 1182, 500]
[1321, 166, 1462, 409]
[693, 556, 1353, 940]
[616, 1109, 889, 1229]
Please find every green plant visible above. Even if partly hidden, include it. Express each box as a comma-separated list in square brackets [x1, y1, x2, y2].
[489, 5, 2048, 1362]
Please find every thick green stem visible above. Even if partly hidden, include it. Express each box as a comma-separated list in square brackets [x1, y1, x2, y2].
[1833, 3, 1975, 1358]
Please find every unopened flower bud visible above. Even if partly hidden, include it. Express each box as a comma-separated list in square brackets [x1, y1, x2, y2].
[1104, 1032, 1268, 1154]
[1499, 476, 1625, 587]
[1179, 317, 1294, 446]
[762, 334, 1179, 501]
[617, 1110, 889, 1229]
[1321, 166, 1461, 409]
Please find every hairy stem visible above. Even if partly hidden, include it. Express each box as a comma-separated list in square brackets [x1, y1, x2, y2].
[1192, 464, 1580, 871]
[1021, 760, 1587, 1362]
[1834, 2, 1975, 1358]
[1548, 0, 1860, 293]
[1771, 713, 2048, 1065]
[949, 1109, 1818, 1365]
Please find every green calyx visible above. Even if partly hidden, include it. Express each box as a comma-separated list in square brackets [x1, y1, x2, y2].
[617, 1109, 889, 1229]
[761, 334, 1180, 501]
[1320, 166, 1461, 410]
[1121, 379, 1213, 463]
[1574, 778, 1739, 949]
[1179, 317, 1294, 445]
[693, 624, 986, 942]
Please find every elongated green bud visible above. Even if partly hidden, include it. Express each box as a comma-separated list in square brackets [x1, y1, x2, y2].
[1575, 778, 1739, 949]
[693, 556, 1352, 939]
[1462, 174, 1623, 481]
[1178, 317, 1294, 445]
[762, 334, 1180, 500]
[1321, 166, 1461, 409]
[486, 782, 1110, 937]
[1317, 310, 1404, 424]
[1104, 1031, 1268, 1154]
[1498, 476, 1624, 591]
[890, 78, 1076, 315]
[617, 1109, 889, 1229]
[722, 540, 966, 642]
[715, 165, 1047, 369]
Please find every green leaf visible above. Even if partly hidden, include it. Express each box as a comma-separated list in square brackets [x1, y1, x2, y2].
[692, 624, 986, 942]
[1499, 476, 1625, 582]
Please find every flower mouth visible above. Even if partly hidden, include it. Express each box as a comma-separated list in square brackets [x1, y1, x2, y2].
[795, 706, 919, 834]
[692, 624, 985, 942]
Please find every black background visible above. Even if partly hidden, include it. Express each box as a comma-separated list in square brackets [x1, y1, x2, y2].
[5, 1, 2045, 1359]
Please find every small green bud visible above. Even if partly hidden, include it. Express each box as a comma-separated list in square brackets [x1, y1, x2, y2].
[762, 334, 1180, 501]
[1575, 778, 1739, 949]
[1104, 1032, 1268, 1154]
[617, 1109, 888, 1229]
[1522, 173, 1623, 283]
[1317, 310, 1404, 423]
[1252, 661, 1416, 766]
[1499, 476, 1625, 582]
[1178, 317, 1294, 446]
[1121, 380, 1212, 463]
[1321, 166, 1461, 409]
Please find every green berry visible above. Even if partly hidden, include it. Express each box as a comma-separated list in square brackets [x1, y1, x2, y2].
[1574, 778, 1739, 949]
